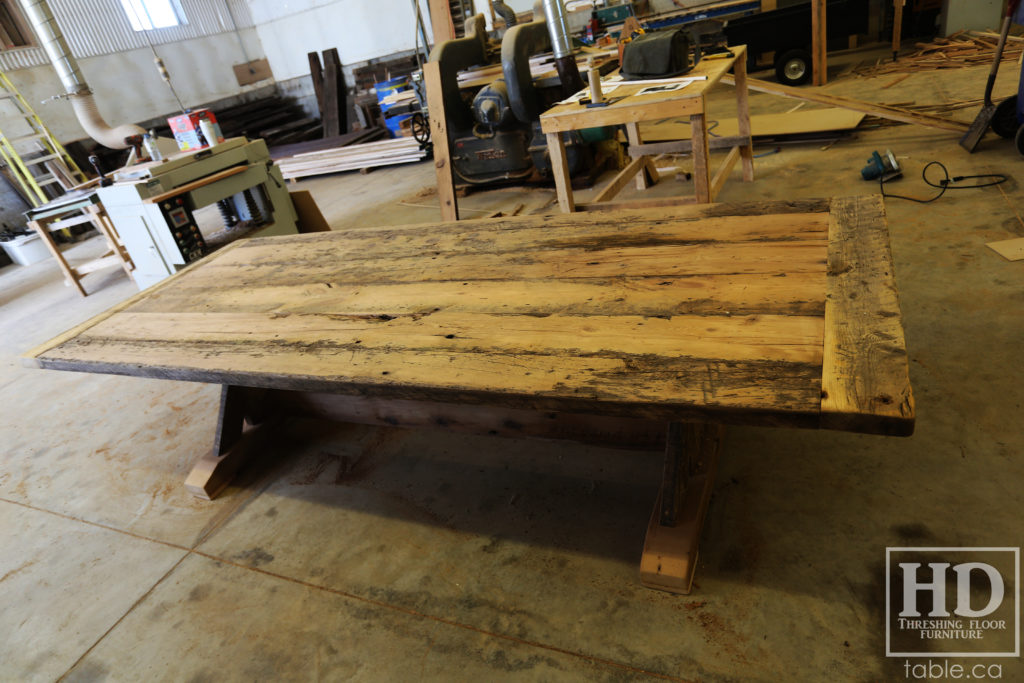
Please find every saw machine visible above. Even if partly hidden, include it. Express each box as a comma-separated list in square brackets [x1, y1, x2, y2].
[96, 137, 297, 290]
[430, 7, 611, 187]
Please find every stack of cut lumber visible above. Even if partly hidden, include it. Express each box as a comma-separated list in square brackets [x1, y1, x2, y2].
[275, 137, 428, 180]
[854, 30, 1023, 77]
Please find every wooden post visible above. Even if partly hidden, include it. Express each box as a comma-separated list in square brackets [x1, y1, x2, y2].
[546, 132, 576, 213]
[428, 0, 456, 45]
[892, 0, 905, 61]
[323, 49, 347, 136]
[812, 0, 827, 86]
[760, 0, 777, 10]
[690, 106, 712, 204]
[308, 52, 325, 120]
[732, 46, 754, 183]
[423, 61, 459, 221]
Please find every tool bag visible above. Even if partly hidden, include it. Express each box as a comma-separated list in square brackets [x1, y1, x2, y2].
[621, 29, 694, 80]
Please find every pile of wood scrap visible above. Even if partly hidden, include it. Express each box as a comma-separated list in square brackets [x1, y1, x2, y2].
[721, 75, 969, 134]
[853, 30, 1023, 77]
[274, 137, 428, 180]
[268, 127, 386, 161]
[861, 95, 1015, 127]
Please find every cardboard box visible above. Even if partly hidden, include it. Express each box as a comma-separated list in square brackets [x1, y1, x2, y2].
[168, 109, 225, 151]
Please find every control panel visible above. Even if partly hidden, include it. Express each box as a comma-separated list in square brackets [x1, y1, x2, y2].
[158, 197, 206, 263]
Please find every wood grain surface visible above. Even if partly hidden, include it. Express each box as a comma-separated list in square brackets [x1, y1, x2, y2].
[26, 198, 913, 433]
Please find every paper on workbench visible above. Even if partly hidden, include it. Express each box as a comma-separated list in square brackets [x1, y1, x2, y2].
[604, 74, 707, 86]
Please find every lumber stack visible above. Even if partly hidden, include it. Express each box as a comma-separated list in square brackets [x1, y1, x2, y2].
[854, 30, 1023, 77]
[275, 137, 428, 180]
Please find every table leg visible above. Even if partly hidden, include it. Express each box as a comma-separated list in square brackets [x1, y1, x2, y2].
[424, 61, 459, 221]
[86, 206, 135, 281]
[29, 218, 86, 297]
[185, 385, 273, 499]
[640, 422, 724, 594]
[625, 123, 653, 191]
[546, 132, 576, 213]
[732, 51, 755, 183]
[690, 109, 712, 204]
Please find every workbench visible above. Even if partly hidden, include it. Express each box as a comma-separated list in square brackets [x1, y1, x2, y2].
[539, 45, 754, 211]
[25, 189, 134, 297]
[24, 196, 913, 593]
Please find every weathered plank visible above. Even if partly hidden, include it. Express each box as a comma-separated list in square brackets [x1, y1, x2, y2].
[78, 310, 825, 365]
[821, 196, 914, 435]
[35, 340, 823, 425]
[129, 272, 829, 318]
[181, 241, 828, 288]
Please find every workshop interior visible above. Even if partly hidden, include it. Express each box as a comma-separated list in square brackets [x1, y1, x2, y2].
[1, 0, 1022, 680]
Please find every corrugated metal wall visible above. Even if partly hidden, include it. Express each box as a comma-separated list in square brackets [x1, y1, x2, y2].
[0, 0, 254, 71]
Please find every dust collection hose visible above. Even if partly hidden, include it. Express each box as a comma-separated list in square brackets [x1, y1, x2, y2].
[18, 0, 144, 149]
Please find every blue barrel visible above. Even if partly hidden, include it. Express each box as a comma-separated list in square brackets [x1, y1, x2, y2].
[384, 113, 413, 138]
[376, 76, 411, 114]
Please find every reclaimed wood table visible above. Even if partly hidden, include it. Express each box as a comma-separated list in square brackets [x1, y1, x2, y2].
[539, 45, 754, 212]
[23, 196, 914, 594]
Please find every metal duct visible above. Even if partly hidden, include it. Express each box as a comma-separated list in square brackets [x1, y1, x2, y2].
[540, 0, 572, 59]
[18, 0, 144, 149]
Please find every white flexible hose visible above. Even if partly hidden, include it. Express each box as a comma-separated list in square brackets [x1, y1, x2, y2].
[70, 93, 145, 150]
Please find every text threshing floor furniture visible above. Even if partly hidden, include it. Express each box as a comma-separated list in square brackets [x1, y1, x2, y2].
[23, 196, 913, 593]
[539, 45, 754, 212]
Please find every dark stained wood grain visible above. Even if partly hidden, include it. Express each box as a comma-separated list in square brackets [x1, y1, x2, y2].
[25, 198, 914, 435]
[821, 196, 914, 435]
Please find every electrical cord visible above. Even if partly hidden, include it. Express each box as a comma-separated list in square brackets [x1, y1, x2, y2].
[880, 160, 1008, 203]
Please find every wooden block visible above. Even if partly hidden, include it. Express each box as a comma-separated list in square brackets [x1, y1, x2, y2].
[184, 385, 268, 500]
[987, 236, 1024, 261]
[234, 59, 273, 87]
[640, 423, 723, 594]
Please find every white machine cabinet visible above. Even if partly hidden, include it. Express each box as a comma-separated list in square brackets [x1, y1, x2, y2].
[97, 137, 298, 290]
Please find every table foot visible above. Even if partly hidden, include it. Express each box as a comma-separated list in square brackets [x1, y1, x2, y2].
[640, 422, 723, 594]
[185, 385, 270, 500]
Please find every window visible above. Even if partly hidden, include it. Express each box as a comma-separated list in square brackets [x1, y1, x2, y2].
[120, 0, 187, 31]
[0, 1, 33, 49]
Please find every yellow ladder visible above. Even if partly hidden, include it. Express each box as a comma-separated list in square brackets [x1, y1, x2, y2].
[0, 70, 86, 207]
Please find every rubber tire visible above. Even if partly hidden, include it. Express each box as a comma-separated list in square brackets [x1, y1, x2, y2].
[775, 49, 813, 86]
[1015, 124, 1024, 157]
[992, 97, 1019, 139]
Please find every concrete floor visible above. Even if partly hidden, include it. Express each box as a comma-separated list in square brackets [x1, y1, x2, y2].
[2, 60, 1023, 681]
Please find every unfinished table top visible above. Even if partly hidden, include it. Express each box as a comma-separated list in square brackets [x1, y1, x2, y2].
[540, 45, 746, 133]
[25, 196, 913, 435]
